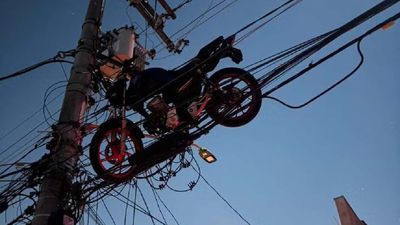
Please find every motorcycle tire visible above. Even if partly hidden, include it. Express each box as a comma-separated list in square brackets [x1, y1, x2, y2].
[89, 118, 144, 183]
[207, 67, 262, 127]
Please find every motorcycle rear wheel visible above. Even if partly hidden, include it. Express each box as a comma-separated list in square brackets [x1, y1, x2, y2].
[207, 67, 262, 127]
[89, 118, 144, 183]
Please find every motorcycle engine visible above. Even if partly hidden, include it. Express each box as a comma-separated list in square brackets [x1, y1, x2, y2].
[147, 95, 168, 113]
[144, 96, 180, 134]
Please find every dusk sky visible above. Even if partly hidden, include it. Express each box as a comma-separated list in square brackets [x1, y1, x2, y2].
[0, 1, 399, 225]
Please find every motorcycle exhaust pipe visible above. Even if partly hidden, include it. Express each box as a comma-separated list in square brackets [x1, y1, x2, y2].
[128, 132, 193, 175]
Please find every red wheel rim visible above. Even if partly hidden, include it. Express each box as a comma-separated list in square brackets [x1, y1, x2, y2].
[96, 128, 140, 179]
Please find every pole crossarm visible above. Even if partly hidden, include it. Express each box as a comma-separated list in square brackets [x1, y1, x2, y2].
[128, 0, 175, 51]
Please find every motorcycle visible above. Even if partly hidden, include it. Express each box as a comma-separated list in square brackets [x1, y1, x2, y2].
[89, 35, 262, 183]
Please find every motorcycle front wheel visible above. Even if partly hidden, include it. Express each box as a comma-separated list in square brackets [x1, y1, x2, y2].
[207, 67, 262, 127]
[89, 118, 144, 183]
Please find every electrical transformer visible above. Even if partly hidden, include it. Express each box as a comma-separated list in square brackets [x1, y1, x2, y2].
[100, 27, 147, 80]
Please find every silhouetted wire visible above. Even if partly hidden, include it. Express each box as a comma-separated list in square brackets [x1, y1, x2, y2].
[260, 11, 400, 100]
[125, 5, 134, 27]
[170, 0, 228, 38]
[0, 59, 73, 82]
[0, 122, 50, 166]
[264, 40, 364, 109]
[150, 179, 168, 224]
[0, 172, 37, 214]
[43, 81, 67, 125]
[150, 0, 235, 59]
[153, 189, 180, 225]
[0, 118, 48, 162]
[150, 186, 167, 225]
[123, 181, 132, 225]
[0, 81, 73, 165]
[86, 204, 107, 225]
[10, 100, 107, 178]
[153, 0, 233, 54]
[164, 153, 201, 193]
[0, 80, 67, 143]
[244, 30, 331, 71]
[178, 0, 215, 40]
[0, 109, 42, 142]
[191, 165, 252, 225]
[59, 62, 69, 80]
[4, 4, 394, 225]
[155, 0, 236, 56]
[123, 0, 304, 116]
[0, 135, 48, 176]
[137, 184, 156, 225]
[132, 181, 138, 225]
[107, 187, 167, 225]
[244, 30, 336, 94]
[258, 5, 400, 95]
[233, 0, 301, 43]
[101, 199, 117, 225]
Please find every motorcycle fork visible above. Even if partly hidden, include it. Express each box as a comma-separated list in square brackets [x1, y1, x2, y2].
[191, 76, 214, 118]
[119, 80, 127, 155]
[195, 96, 212, 118]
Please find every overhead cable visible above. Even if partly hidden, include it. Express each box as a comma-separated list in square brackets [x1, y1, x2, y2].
[262, 12, 400, 107]
[0, 50, 74, 82]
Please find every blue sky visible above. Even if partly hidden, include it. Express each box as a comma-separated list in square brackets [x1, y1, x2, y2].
[0, 0, 399, 225]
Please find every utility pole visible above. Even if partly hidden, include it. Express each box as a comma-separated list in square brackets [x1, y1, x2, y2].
[32, 0, 104, 224]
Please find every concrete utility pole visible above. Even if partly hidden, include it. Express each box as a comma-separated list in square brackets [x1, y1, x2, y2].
[32, 0, 104, 224]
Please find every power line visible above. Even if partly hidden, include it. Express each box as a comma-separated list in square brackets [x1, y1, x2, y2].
[264, 40, 364, 109]
[0, 49, 74, 82]
[261, 11, 400, 102]
[153, 0, 236, 54]
[153, 186, 180, 225]
[137, 184, 156, 225]
[191, 165, 252, 225]
[101, 199, 117, 225]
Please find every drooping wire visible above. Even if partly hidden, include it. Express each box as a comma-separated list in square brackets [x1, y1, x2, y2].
[258, 1, 399, 92]
[261, 11, 400, 106]
[264, 40, 365, 109]
[42, 81, 67, 126]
